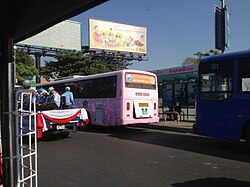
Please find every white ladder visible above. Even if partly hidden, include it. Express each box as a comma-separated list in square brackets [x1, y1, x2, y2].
[17, 90, 38, 187]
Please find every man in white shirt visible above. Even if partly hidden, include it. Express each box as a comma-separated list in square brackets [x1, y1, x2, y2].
[61, 86, 75, 109]
[46, 87, 61, 110]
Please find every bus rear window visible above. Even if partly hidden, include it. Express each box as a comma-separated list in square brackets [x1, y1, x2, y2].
[125, 73, 156, 90]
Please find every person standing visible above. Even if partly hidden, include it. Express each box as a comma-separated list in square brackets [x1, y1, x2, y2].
[46, 87, 61, 110]
[61, 86, 75, 109]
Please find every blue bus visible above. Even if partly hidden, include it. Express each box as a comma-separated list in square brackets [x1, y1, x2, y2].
[195, 50, 250, 147]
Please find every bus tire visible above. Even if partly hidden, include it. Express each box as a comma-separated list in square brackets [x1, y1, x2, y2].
[245, 126, 250, 149]
[192, 123, 197, 134]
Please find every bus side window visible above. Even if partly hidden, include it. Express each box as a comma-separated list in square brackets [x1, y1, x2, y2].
[241, 78, 250, 92]
[238, 58, 250, 93]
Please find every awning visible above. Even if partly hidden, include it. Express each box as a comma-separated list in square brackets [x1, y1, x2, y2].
[158, 73, 198, 82]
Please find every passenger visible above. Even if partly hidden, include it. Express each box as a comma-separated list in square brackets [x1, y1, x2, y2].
[22, 83, 36, 110]
[82, 100, 88, 109]
[61, 86, 76, 109]
[36, 88, 45, 104]
[40, 89, 48, 103]
[32, 90, 38, 104]
[37, 89, 48, 111]
[23, 94, 31, 109]
[82, 100, 91, 124]
[46, 87, 61, 110]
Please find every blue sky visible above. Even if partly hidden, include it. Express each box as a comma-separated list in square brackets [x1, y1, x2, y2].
[71, 0, 250, 71]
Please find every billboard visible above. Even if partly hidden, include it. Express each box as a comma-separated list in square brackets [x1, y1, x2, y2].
[89, 19, 147, 54]
[17, 20, 82, 51]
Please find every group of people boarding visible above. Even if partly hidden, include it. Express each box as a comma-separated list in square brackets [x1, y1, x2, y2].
[23, 86, 76, 111]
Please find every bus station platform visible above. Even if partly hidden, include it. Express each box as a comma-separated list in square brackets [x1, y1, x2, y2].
[131, 120, 194, 134]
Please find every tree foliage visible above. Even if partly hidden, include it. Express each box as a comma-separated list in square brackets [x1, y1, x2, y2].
[41, 51, 131, 80]
[15, 51, 39, 84]
[182, 57, 200, 66]
[182, 49, 221, 66]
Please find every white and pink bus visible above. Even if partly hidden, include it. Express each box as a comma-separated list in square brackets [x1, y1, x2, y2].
[37, 70, 159, 126]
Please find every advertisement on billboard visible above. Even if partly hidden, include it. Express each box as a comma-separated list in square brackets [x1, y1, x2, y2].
[17, 20, 82, 51]
[89, 19, 147, 54]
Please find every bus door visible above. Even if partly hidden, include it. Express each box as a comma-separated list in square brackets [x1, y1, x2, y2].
[197, 60, 237, 140]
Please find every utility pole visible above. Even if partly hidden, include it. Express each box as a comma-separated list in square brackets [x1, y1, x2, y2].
[215, 0, 226, 53]
[221, 0, 225, 53]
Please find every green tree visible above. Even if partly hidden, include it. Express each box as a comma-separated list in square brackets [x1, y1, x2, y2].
[182, 49, 221, 66]
[41, 51, 131, 80]
[194, 49, 220, 59]
[182, 57, 200, 66]
[16, 51, 39, 84]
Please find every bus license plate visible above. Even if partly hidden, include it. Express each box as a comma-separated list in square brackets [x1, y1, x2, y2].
[56, 125, 65, 130]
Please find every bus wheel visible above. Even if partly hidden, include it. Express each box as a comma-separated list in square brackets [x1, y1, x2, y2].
[192, 123, 197, 134]
[245, 127, 250, 149]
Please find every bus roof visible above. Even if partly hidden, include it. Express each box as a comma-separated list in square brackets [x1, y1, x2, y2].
[55, 75, 84, 81]
[201, 49, 250, 63]
[37, 69, 156, 87]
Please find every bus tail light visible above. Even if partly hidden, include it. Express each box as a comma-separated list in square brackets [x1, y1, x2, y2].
[127, 102, 130, 110]
[154, 103, 156, 110]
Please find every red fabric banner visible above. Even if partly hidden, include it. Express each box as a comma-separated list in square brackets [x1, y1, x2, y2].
[41, 110, 81, 124]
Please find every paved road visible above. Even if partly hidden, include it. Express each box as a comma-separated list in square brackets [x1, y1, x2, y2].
[37, 125, 250, 187]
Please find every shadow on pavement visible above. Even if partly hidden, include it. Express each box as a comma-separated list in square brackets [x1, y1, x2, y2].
[171, 177, 250, 187]
[78, 125, 250, 163]
[38, 133, 73, 142]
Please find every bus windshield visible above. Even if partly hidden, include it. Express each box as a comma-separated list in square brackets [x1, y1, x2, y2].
[199, 60, 233, 101]
[200, 72, 233, 101]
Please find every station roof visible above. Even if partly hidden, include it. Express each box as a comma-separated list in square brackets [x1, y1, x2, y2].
[1, 0, 107, 44]
[157, 73, 198, 82]
[152, 64, 199, 82]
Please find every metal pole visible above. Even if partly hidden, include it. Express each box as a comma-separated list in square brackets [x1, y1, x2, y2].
[221, 0, 225, 8]
[221, 0, 226, 53]
[35, 52, 41, 84]
[0, 33, 18, 187]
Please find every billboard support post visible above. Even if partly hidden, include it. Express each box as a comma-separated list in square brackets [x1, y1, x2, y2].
[35, 52, 41, 84]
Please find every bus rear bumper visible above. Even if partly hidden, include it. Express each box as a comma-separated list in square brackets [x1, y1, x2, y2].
[119, 117, 160, 125]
